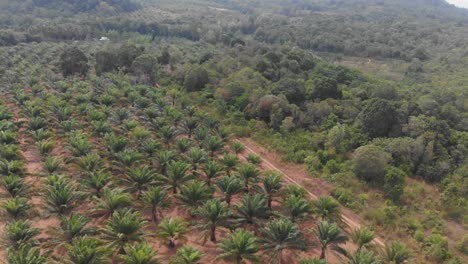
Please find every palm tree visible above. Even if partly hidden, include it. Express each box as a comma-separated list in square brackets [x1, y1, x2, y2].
[5, 220, 40, 249]
[194, 127, 208, 147]
[101, 208, 147, 254]
[1, 174, 28, 197]
[170, 245, 206, 264]
[187, 148, 207, 174]
[181, 117, 198, 138]
[43, 156, 64, 174]
[162, 161, 192, 194]
[93, 188, 132, 218]
[156, 217, 189, 248]
[237, 164, 260, 192]
[313, 196, 342, 223]
[123, 166, 157, 199]
[350, 227, 375, 252]
[142, 187, 170, 223]
[194, 198, 230, 243]
[50, 214, 95, 247]
[299, 258, 327, 264]
[231, 142, 245, 155]
[215, 176, 244, 206]
[2, 197, 31, 219]
[121, 242, 159, 264]
[314, 221, 348, 260]
[282, 195, 311, 223]
[44, 178, 81, 216]
[260, 218, 307, 264]
[7, 243, 47, 264]
[205, 136, 224, 157]
[159, 126, 178, 145]
[202, 160, 222, 186]
[235, 193, 271, 227]
[158, 150, 176, 174]
[176, 138, 192, 153]
[339, 249, 382, 264]
[83, 170, 111, 198]
[66, 237, 109, 264]
[217, 229, 259, 264]
[258, 171, 282, 208]
[380, 241, 411, 264]
[221, 153, 239, 176]
[176, 180, 213, 215]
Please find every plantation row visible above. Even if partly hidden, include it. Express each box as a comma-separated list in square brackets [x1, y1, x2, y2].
[0, 70, 408, 264]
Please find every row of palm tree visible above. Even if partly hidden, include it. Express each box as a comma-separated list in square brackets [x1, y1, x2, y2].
[0, 70, 412, 264]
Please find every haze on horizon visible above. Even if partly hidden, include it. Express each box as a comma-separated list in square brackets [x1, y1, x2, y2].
[446, 0, 468, 8]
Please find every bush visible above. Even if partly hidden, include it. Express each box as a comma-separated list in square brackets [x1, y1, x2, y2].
[353, 144, 392, 183]
[383, 166, 406, 202]
[331, 187, 355, 208]
[425, 234, 450, 262]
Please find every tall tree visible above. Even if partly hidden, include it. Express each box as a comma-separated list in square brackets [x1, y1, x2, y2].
[314, 221, 348, 260]
[194, 198, 230, 243]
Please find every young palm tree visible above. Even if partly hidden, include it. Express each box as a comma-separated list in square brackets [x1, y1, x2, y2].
[217, 229, 259, 264]
[221, 153, 239, 177]
[170, 245, 206, 264]
[142, 187, 170, 223]
[159, 126, 179, 145]
[299, 258, 327, 264]
[2, 197, 31, 219]
[5, 219, 40, 249]
[93, 188, 133, 218]
[43, 156, 64, 174]
[158, 150, 176, 175]
[181, 117, 198, 138]
[66, 237, 109, 264]
[121, 242, 159, 264]
[187, 148, 207, 174]
[123, 166, 157, 199]
[313, 196, 342, 223]
[314, 221, 348, 260]
[237, 164, 260, 192]
[83, 170, 111, 198]
[7, 243, 47, 264]
[259, 218, 307, 264]
[44, 178, 81, 216]
[162, 161, 192, 194]
[176, 138, 192, 153]
[350, 227, 375, 252]
[282, 195, 312, 223]
[201, 160, 222, 186]
[258, 171, 283, 208]
[194, 127, 208, 147]
[1, 174, 28, 197]
[339, 249, 382, 264]
[50, 214, 95, 247]
[194, 198, 230, 243]
[101, 208, 147, 254]
[231, 142, 245, 155]
[380, 241, 411, 264]
[156, 217, 189, 248]
[215, 176, 244, 206]
[205, 136, 224, 157]
[234, 193, 271, 227]
[176, 180, 213, 214]
[76, 152, 103, 173]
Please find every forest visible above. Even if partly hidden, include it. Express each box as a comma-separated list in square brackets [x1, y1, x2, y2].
[0, 0, 466, 263]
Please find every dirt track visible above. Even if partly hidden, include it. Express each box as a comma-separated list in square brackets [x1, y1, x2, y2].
[237, 138, 385, 247]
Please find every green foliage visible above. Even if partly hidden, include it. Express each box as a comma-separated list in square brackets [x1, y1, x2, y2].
[59, 46, 89, 77]
[217, 229, 259, 264]
[170, 246, 205, 264]
[156, 217, 189, 248]
[353, 145, 392, 183]
[383, 166, 406, 202]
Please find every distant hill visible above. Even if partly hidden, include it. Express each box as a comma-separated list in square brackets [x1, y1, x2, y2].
[0, 0, 140, 14]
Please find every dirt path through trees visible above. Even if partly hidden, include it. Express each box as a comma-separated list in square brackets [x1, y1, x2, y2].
[237, 138, 385, 247]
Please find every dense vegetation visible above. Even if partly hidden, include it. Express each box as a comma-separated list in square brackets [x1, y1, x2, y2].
[0, 0, 466, 263]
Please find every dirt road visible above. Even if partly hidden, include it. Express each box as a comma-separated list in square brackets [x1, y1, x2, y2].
[237, 138, 385, 247]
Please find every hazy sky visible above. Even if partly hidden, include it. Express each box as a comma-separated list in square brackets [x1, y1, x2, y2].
[446, 0, 468, 8]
